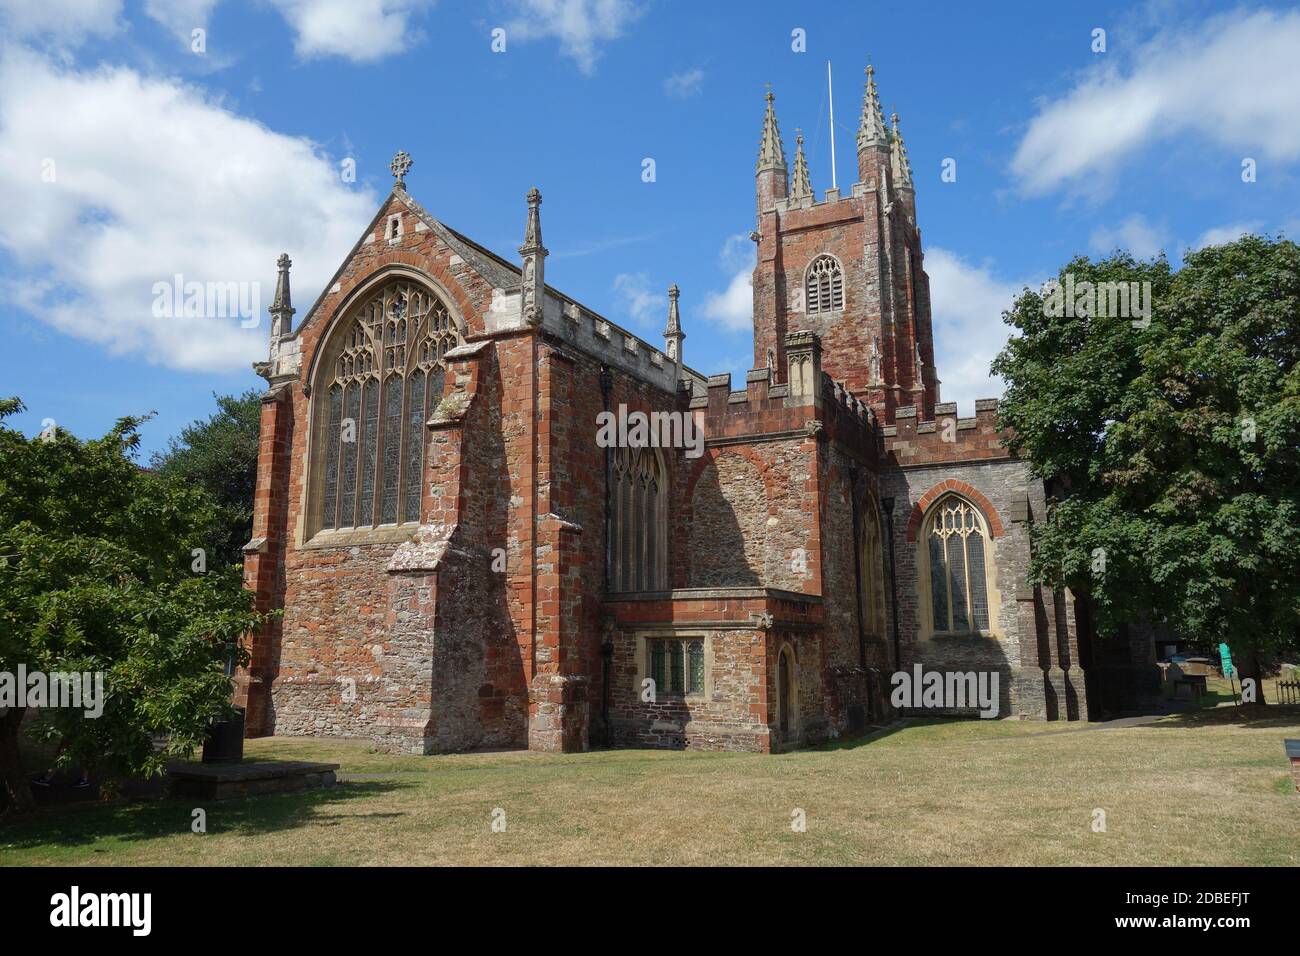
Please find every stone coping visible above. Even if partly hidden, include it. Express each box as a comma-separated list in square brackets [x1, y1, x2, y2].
[602, 586, 822, 604]
[167, 760, 340, 783]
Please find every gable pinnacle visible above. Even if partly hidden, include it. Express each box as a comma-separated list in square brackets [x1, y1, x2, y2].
[890, 112, 914, 190]
[664, 283, 683, 337]
[519, 186, 546, 256]
[271, 253, 294, 316]
[390, 150, 412, 189]
[856, 63, 888, 151]
[756, 88, 787, 172]
[790, 129, 813, 201]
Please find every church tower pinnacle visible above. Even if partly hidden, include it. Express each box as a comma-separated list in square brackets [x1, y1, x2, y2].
[890, 112, 916, 221]
[790, 129, 813, 203]
[856, 63, 889, 185]
[755, 88, 788, 220]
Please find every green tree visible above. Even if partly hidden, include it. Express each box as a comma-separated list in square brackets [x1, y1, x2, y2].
[993, 237, 1300, 700]
[0, 398, 260, 813]
[151, 389, 262, 567]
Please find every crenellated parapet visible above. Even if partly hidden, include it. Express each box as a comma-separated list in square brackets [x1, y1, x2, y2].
[882, 397, 1009, 466]
[687, 331, 880, 463]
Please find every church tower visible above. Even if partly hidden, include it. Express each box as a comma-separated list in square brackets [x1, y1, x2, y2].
[750, 66, 937, 424]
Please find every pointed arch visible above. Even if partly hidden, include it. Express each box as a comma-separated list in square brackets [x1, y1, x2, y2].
[918, 493, 997, 637]
[805, 254, 844, 314]
[610, 446, 668, 592]
[308, 276, 464, 538]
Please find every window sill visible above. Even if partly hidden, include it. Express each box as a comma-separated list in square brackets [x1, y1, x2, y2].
[926, 630, 999, 642]
[301, 524, 419, 550]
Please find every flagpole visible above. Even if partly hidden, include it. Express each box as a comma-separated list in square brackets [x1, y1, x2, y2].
[827, 60, 837, 190]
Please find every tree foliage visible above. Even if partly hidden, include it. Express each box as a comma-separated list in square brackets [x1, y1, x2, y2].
[993, 237, 1300, 684]
[0, 398, 261, 813]
[150, 389, 262, 568]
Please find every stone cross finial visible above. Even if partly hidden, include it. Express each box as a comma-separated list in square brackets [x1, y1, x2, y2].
[276, 253, 291, 272]
[390, 150, 413, 187]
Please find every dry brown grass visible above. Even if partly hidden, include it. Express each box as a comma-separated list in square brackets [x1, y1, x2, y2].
[3, 709, 1297, 866]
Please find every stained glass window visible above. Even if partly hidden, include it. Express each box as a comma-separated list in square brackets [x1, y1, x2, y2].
[687, 640, 704, 694]
[611, 447, 666, 592]
[648, 639, 705, 696]
[926, 497, 992, 634]
[380, 375, 403, 525]
[316, 280, 461, 532]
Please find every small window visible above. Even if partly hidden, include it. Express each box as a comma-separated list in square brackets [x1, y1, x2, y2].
[386, 215, 401, 240]
[805, 255, 844, 314]
[648, 638, 704, 696]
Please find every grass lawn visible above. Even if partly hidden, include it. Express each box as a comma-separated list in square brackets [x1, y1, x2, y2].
[2, 704, 1298, 866]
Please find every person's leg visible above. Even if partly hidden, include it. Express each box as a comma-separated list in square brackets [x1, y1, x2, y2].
[30, 738, 71, 787]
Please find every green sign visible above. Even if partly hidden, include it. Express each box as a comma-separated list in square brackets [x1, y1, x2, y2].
[1218, 642, 1234, 677]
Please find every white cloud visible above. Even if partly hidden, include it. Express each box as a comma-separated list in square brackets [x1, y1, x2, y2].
[1089, 214, 1166, 259]
[0, 48, 377, 371]
[1010, 9, 1300, 197]
[700, 233, 754, 333]
[0, 0, 122, 44]
[1192, 221, 1264, 249]
[664, 67, 703, 98]
[612, 272, 664, 327]
[925, 247, 1032, 415]
[504, 0, 644, 75]
[268, 0, 434, 62]
[143, 0, 220, 45]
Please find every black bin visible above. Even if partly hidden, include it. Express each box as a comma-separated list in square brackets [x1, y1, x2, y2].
[202, 706, 246, 763]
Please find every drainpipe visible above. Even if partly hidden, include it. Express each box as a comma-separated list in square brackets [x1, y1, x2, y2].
[599, 364, 613, 587]
[598, 365, 614, 745]
[882, 496, 902, 671]
[848, 466, 867, 670]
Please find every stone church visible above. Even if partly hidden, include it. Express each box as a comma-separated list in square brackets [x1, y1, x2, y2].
[239, 67, 1151, 755]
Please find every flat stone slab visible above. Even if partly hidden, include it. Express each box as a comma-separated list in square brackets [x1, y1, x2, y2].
[166, 760, 340, 800]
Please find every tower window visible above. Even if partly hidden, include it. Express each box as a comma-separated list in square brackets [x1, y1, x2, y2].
[805, 255, 844, 313]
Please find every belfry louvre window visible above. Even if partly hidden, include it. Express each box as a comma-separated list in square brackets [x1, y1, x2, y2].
[318, 281, 461, 531]
[610, 446, 667, 591]
[926, 496, 992, 634]
[806, 255, 844, 314]
[649, 639, 704, 696]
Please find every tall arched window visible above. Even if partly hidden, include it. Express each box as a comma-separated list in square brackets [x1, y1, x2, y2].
[924, 496, 992, 634]
[858, 500, 887, 637]
[316, 279, 462, 532]
[805, 255, 844, 314]
[611, 446, 667, 592]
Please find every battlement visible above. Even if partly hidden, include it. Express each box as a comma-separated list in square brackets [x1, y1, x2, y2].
[883, 397, 1010, 466]
[688, 331, 879, 460]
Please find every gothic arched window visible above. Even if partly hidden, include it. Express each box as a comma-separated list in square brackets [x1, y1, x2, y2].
[858, 499, 887, 638]
[316, 279, 462, 533]
[610, 446, 667, 592]
[924, 495, 992, 634]
[805, 255, 844, 314]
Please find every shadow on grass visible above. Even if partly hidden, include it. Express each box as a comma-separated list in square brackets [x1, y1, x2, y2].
[1141, 704, 1300, 731]
[0, 780, 406, 851]
[809, 719, 920, 752]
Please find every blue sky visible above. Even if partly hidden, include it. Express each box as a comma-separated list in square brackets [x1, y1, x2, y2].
[2, 0, 1298, 456]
